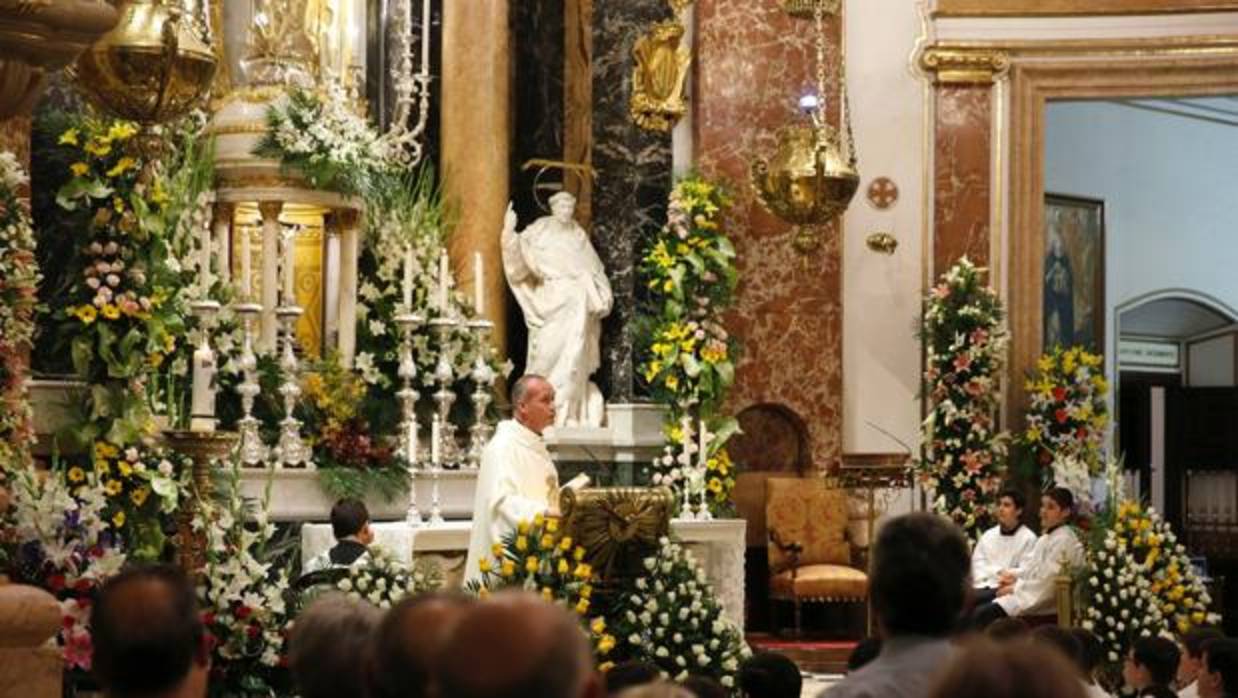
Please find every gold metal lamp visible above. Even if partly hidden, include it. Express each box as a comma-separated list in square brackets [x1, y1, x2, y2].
[751, 0, 859, 255]
[73, 0, 217, 127]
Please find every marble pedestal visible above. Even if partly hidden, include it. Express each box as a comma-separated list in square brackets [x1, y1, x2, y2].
[301, 518, 747, 630]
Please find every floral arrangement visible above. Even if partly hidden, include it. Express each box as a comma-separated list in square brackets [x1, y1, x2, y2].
[50, 115, 215, 447]
[609, 537, 749, 688]
[637, 174, 741, 517]
[75, 440, 191, 561]
[1081, 500, 1219, 683]
[0, 150, 40, 477]
[917, 258, 1010, 540]
[468, 514, 615, 663]
[298, 354, 410, 502]
[4, 465, 127, 671]
[1024, 345, 1108, 473]
[326, 547, 443, 610]
[253, 86, 390, 198]
[198, 463, 292, 697]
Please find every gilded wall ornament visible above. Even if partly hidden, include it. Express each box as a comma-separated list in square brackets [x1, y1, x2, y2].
[629, 19, 691, 132]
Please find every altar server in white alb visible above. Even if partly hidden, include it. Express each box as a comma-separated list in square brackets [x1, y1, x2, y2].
[972, 486, 1086, 626]
[971, 487, 1038, 604]
[464, 374, 561, 586]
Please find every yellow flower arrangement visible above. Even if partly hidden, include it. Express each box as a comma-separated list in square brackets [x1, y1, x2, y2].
[1023, 345, 1108, 472]
[74, 305, 98, 324]
[101, 303, 120, 320]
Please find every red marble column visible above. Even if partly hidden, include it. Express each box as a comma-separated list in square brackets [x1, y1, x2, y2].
[695, 1, 844, 469]
[933, 87, 992, 276]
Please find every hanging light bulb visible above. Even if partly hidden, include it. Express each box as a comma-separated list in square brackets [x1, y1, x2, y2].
[751, 0, 859, 255]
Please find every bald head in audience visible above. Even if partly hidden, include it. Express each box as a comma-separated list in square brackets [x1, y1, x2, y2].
[437, 591, 604, 698]
[91, 565, 209, 698]
[369, 591, 474, 698]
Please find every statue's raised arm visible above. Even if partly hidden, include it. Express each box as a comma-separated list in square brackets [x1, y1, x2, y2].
[500, 201, 538, 284]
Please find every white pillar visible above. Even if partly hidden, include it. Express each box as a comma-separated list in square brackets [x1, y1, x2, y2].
[259, 200, 283, 352]
[337, 208, 360, 368]
[323, 213, 341, 354]
[212, 201, 235, 285]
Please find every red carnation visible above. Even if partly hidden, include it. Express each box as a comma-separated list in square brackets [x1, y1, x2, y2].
[234, 605, 252, 620]
[1055, 408, 1069, 424]
[1052, 387, 1067, 402]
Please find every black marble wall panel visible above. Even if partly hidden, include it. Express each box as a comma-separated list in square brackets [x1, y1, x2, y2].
[590, 0, 673, 402]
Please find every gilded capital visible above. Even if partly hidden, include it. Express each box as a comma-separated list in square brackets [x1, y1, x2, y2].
[919, 47, 1010, 85]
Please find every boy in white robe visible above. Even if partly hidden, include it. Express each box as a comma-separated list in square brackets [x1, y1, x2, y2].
[463, 375, 560, 587]
[972, 488, 1038, 604]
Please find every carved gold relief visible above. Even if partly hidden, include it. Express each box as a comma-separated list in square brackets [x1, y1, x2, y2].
[629, 19, 691, 132]
[919, 47, 1010, 85]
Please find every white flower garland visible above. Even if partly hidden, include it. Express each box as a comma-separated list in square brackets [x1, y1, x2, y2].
[328, 546, 443, 609]
[0, 150, 39, 472]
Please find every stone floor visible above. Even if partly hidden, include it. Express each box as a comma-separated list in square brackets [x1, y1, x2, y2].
[802, 673, 839, 696]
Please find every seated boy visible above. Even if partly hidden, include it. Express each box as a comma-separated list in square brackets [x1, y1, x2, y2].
[305, 498, 374, 573]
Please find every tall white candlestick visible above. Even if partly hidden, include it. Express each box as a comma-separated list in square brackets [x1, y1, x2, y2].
[698, 418, 709, 467]
[283, 231, 295, 305]
[241, 229, 252, 299]
[420, 0, 430, 75]
[199, 222, 212, 295]
[431, 416, 441, 466]
[437, 250, 449, 311]
[403, 245, 414, 309]
[680, 415, 692, 464]
[473, 252, 484, 315]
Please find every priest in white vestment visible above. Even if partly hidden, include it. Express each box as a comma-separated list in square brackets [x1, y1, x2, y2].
[972, 486, 1085, 626]
[971, 488, 1038, 600]
[501, 192, 614, 427]
[464, 375, 561, 587]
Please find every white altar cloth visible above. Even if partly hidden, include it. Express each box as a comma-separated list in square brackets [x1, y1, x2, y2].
[301, 518, 747, 630]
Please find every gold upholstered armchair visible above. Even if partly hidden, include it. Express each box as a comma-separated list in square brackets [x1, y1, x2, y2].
[765, 477, 868, 635]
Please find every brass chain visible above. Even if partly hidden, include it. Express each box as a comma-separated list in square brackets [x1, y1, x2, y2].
[814, 0, 827, 125]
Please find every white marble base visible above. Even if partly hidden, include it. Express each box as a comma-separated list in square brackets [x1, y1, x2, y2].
[240, 468, 478, 522]
[301, 517, 747, 630]
[543, 402, 667, 463]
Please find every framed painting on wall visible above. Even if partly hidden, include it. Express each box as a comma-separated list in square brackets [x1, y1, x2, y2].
[1043, 193, 1105, 353]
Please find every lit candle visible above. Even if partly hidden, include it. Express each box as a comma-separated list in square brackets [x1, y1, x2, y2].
[200, 220, 212, 295]
[473, 252, 484, 315]
[283, 230, 295, 305]
[403, 244, 414, 309]
[431, 416, 441, 466]
[437, 250, 449, 311]
[680, 415, 693, 465]
[241, 228, 252, 299]
[698, 418, 710, 467]
[420, 0, 431, 75]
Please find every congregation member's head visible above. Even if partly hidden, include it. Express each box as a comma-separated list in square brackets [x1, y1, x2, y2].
[512, 374, 556, 435]
[680, 675, 726, 698]
[996, 487, 1026, 531]
[1199, 638, 1238, 698]
[928, 639, 1086, 698]
[1029, 626, 1084, 675]
[738, 651, 802, 698]
[870, 512, 970, 638]
[845, 638, 881, 673]
[1181, 627, 1226, 689]
[369, 591, 474, 698]
[604, 661, 661, 696]
[438, 590, 603, 698]
[1041, 487, 1075, 530]
[331, 497, 374, 545]
[985, 616, 1030, 642]
[289, 593, 381, 698]
[1070, 627, 1106, 685]
[1124, 636, 1181, 695]
[616, 683, 695, 698]
[91, 565, 209, 698]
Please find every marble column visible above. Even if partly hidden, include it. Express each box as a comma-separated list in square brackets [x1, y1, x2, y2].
[259, 200, 283, 352]
[933, 88, 993, 275]
[337, 208, 360, 368]
[581, 0, 674, 402]
[212, 201, 234, 285]
[695, 0, 844, 467]
[441, 0, 509, 359]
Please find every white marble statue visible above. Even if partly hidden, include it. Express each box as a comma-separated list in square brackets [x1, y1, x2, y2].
[501, 192, 613, 427]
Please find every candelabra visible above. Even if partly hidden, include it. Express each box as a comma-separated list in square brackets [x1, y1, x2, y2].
[429, 316, 460, 467]
[428, 414, 444, 524]
[233, 302, 267, 466]
[395, 311, 425, 524]
[275, 305, 310, 468]
[676, 416, 697, 520]
[188, 299, 221, 432]
[466, 319, 495, 469]
[384, 0, 433, 165]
